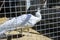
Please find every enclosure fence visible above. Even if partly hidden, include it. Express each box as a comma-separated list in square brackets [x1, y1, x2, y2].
[0, 0, 60, 40]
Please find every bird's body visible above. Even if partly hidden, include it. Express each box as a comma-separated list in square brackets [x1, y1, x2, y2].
[0, 7, 41, 38]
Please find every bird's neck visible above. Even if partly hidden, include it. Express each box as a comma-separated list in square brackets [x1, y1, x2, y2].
[35, 11, 41, 19]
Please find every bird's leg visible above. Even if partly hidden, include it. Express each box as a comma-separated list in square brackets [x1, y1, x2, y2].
[17, 28, 23, 34]
[14, 26, 30, 35]
[17, 26, 30, 33]
[26, 26, 30, 32]
[21, 28, 23, 34]
[16, 27, 26, 34]
[23, 25, 30, 36]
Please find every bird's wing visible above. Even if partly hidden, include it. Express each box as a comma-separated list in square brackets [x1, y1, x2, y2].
[0, 14, 41, 36]
[26, 14, 41, 26]
[0, 14, 32, 34]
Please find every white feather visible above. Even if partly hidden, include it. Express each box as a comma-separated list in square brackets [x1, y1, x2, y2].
[0, 8, 42, 38]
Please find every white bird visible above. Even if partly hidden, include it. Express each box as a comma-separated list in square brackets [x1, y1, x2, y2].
[0, 7, 42, 38]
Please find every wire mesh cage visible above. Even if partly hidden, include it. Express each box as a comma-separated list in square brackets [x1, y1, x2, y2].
[0, 0, 60, 40]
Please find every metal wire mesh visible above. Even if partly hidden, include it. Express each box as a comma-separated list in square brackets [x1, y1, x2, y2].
[0, 0, 60, 40]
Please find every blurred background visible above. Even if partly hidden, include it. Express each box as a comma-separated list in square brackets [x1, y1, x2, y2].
[0, 0, 60, 40]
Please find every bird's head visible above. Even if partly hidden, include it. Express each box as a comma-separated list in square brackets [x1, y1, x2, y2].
[35, 7, 41, 19]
